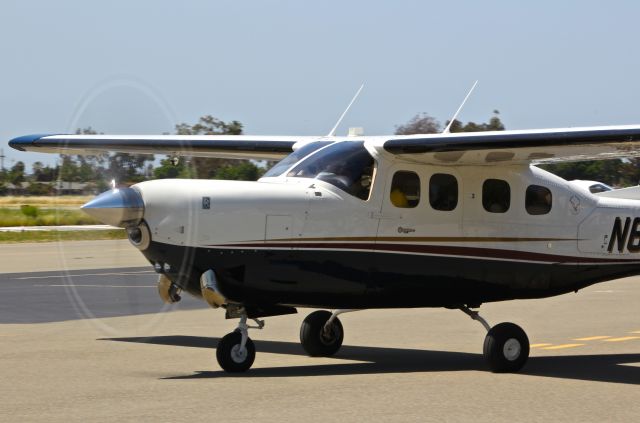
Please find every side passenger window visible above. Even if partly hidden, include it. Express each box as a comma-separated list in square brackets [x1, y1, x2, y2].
[390, 171, 420, 208]
[429, 173, 458, 211]
[483, 179, 510, 213]
[526, 185, 552, 215]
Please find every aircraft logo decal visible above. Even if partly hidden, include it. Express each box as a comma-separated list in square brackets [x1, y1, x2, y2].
[570, 195, 581, 214]
[397, 226, 416, 234]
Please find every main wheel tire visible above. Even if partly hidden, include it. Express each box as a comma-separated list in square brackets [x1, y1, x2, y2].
[300, 310, 344, 357]
[483, 322, 530, 373]
[216, 332, 256, 373]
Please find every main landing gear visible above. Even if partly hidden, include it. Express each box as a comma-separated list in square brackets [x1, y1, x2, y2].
[460, 306, 530, 373]
[299, 310, 351, 356]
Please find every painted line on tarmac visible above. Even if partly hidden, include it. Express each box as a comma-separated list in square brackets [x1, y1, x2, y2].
[534, 330, 640, 350]
[541, 344, 584, 350]
[573, 336, 612, 341]
[33, 284, 155, 288]
[15, 270, 154, 280]
[603, 336, 640, 342]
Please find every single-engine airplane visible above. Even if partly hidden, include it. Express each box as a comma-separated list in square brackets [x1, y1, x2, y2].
[10, 111, 640, 373]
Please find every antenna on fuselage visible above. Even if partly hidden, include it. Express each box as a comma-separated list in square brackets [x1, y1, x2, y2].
[442, 80, 478, 134]
[327, 83, 365, 137]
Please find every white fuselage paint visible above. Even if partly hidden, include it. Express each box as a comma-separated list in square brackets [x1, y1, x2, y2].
[132, 140, 640, 266]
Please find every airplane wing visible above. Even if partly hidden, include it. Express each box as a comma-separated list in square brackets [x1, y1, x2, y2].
[8, 134, 308, 160]
[382, 125, 640, 165]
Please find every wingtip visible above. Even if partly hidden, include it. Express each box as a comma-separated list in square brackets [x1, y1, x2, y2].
[8, 134, 57, 151]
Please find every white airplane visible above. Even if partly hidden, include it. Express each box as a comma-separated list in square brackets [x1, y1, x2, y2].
[10, 121, 640, 373]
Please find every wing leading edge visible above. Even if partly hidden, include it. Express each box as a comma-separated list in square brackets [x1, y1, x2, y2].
[382, 125, 640, 165]
[9, 134, 305, 161]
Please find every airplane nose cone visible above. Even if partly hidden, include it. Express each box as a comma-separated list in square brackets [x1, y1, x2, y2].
[81, 187, 144, 228]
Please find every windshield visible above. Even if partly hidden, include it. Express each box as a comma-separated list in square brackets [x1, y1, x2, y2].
[287, 141, 375, 200]
[263, 141, 333, 178]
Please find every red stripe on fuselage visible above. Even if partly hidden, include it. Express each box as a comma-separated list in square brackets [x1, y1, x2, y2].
[205, 242, 640, 264]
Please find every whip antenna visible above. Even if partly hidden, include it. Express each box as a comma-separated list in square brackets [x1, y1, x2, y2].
[328, 83, 365, 137]
[443, 80, 478, 134]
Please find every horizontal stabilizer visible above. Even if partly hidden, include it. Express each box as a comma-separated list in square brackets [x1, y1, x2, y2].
[596, 185, 640, 200]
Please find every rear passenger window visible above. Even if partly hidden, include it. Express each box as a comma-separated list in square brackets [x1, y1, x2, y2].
[526, 185, 552, 215]
[390, 171, 420, 208]
[589, 183, 611, 194]
[483, 179, 510, 213]
[429, 173, 458, 211]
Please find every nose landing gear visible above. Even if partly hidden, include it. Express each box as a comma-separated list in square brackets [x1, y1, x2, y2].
[216, 310, 264, 373]
[460, 306, 530, 373]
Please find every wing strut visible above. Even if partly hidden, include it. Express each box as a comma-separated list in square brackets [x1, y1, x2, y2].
[442, 80, 478, 134]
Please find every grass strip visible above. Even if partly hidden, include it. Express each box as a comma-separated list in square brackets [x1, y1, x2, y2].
[0, 229, 127, 243]
[0, 196, 92, 207]
[0, 208, 102, 226]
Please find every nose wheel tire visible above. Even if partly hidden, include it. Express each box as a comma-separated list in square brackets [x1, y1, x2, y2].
[216, 332, 256, 372]
[483, 322, 530, 373]
[300, 310, 344, 357]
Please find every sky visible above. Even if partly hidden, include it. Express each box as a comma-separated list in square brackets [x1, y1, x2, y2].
[3, 0, 640, 169]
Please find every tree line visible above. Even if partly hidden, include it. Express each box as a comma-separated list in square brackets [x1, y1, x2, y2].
[1, 110, 636, 195]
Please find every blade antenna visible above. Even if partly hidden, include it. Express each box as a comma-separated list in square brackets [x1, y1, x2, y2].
[327, 83, 365, 137]
[442, 80, 478, 134]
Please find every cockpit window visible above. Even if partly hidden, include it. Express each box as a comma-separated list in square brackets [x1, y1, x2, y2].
[287, 141, 375, 200]
[263, 141, 333, 178]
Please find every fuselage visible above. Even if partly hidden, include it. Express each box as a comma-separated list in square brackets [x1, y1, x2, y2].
[106, 139, 640, 310]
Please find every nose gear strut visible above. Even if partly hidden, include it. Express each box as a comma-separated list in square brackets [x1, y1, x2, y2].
[216, 307, 264, 372]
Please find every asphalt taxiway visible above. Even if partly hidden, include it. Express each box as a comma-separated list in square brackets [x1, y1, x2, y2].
[0, 267, 205, 323]
[1, 240, 639, 422]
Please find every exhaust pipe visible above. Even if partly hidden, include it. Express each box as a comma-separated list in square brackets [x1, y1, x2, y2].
[157, 274, 181, 304]
[200, 270, 226, 308]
